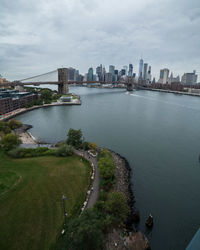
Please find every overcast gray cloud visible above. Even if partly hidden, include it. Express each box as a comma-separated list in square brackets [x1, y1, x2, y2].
[0, 0, 200, 80]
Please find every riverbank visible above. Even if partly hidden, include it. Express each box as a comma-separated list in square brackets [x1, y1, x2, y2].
[0, 98, 81, 122]
[104, 150, 150, 250]
[139, 87, 200, 97]
[13, 124, 37, 144]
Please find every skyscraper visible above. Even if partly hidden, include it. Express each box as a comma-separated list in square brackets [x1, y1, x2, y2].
[143, 63, 148, 80]
[96, 66, 102, 81]
[105, 73, 112, 82]
[121, 69, 126, 76]
[139, 59, 143, 79]
[128, 64, 133, 76]
[88, 67, 93, 81]
[147, 66, 151, 82]
[109, 65, 115, 75]
[68, 67, 76, 80]
[123, 66, 128, 75]
[158, 68, 169, 84]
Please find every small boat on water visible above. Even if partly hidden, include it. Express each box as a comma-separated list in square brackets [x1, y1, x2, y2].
[145, 214, 154, 228]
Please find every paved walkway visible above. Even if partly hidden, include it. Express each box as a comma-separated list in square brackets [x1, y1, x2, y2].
[74, 149, 100, 209]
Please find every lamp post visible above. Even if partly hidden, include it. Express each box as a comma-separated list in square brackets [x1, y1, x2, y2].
[62, 195, 67, 228]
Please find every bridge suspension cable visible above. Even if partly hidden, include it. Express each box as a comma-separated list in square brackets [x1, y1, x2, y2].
[19, 69, 57, 82]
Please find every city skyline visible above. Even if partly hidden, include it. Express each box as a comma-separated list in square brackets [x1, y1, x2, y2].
[0, 0, 200, 80]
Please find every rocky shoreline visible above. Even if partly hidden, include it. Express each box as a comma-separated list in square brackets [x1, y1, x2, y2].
[104, 150, 150, 250]
[110, 151, 135, 229]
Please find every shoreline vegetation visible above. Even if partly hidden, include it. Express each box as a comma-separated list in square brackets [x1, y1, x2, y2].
[0, 118, 151, 249]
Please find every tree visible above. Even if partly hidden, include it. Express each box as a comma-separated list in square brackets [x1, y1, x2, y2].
[66, 128, 83, 149]
[40, 89, 52, 102]
[105, 191, 129, 226]
[0, 121, 11, 134]
[63, 209, 103, 250]
[0, 133, 22, 151]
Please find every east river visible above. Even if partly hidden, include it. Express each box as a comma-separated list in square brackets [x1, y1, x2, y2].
[16, 86, 200, 250]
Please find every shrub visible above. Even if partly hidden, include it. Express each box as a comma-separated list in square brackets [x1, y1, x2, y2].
[55, 144, 74, 157]
[0, 121, 11, 134]
[104, 191, 129, 226]
[82, 141, 89, 151]
[88, 142, 98, 151]
[8, 147, 56, 158]
[97, 149, 116, 191]
[0, 133, 21, 151]
[98, 156, 115, 180]
[8, 120, 22, 130]
[44, 99, 51, 104]
[8, 147, 25, 158]
[42, 149, 55, 156]
[33, 99, 43, 105]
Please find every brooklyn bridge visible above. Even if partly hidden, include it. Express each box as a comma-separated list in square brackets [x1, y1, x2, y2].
[1, 68, 135, 94]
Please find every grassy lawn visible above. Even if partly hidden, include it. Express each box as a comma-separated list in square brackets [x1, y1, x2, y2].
[0, 150, 91, 250]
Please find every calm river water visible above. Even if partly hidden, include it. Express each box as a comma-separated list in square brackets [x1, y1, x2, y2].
[17, 87, 200, 249]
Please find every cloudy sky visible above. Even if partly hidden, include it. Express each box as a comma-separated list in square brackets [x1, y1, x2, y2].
[0, 0, 200, 81]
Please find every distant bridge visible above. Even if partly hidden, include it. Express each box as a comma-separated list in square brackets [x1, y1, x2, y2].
[1, 68, 135, 94]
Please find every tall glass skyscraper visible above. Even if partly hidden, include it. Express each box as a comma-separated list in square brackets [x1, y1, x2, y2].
[128, 64, 133, 76]
[143, 63, 148, 80]
[139, 58, 143, 79]
[88, 67, 93, 81]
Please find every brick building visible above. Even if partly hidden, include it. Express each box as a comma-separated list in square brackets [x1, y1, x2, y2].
[0, 89, 37, 115]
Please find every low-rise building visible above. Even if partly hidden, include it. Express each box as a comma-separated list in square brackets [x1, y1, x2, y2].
[0, 89, 37, 115]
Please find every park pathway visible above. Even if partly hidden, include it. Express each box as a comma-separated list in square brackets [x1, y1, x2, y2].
[74, 149, 100, 209]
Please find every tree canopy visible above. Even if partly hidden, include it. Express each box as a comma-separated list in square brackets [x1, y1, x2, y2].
[105, 191, 129, 226]
[0, 133, 22, 151]
[40, 89, 52, 102]
[66, 128, 83, 149]
[63, 209, 103, 250]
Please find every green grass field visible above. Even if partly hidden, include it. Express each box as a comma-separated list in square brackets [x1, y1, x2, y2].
[0, 150, 91, 250]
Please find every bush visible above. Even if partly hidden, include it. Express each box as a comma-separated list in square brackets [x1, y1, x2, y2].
[55, 144, 74, 157]
[97, 149, 116, 191]
[88, 142, 98, 151]
[8, 147, 56, 158]
[8, 120, 22, 130]
[52, 94, 61, 101]
[104, 191, 129, 226]
[33, 99, 43, 105]
[82, 141, 89, 151]
[98, 155, 115, 175]
[0, 121, 11, 134]
[0, 133, 22, 151]
[44, 99, 51, 104]
[8, 147, 25, 158]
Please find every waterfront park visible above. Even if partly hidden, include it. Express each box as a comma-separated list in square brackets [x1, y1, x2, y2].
[0, 149, 91, 250]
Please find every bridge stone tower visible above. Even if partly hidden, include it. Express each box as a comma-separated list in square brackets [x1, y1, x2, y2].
[126, 76, 134, 91]
[58, 68, 69, 94]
